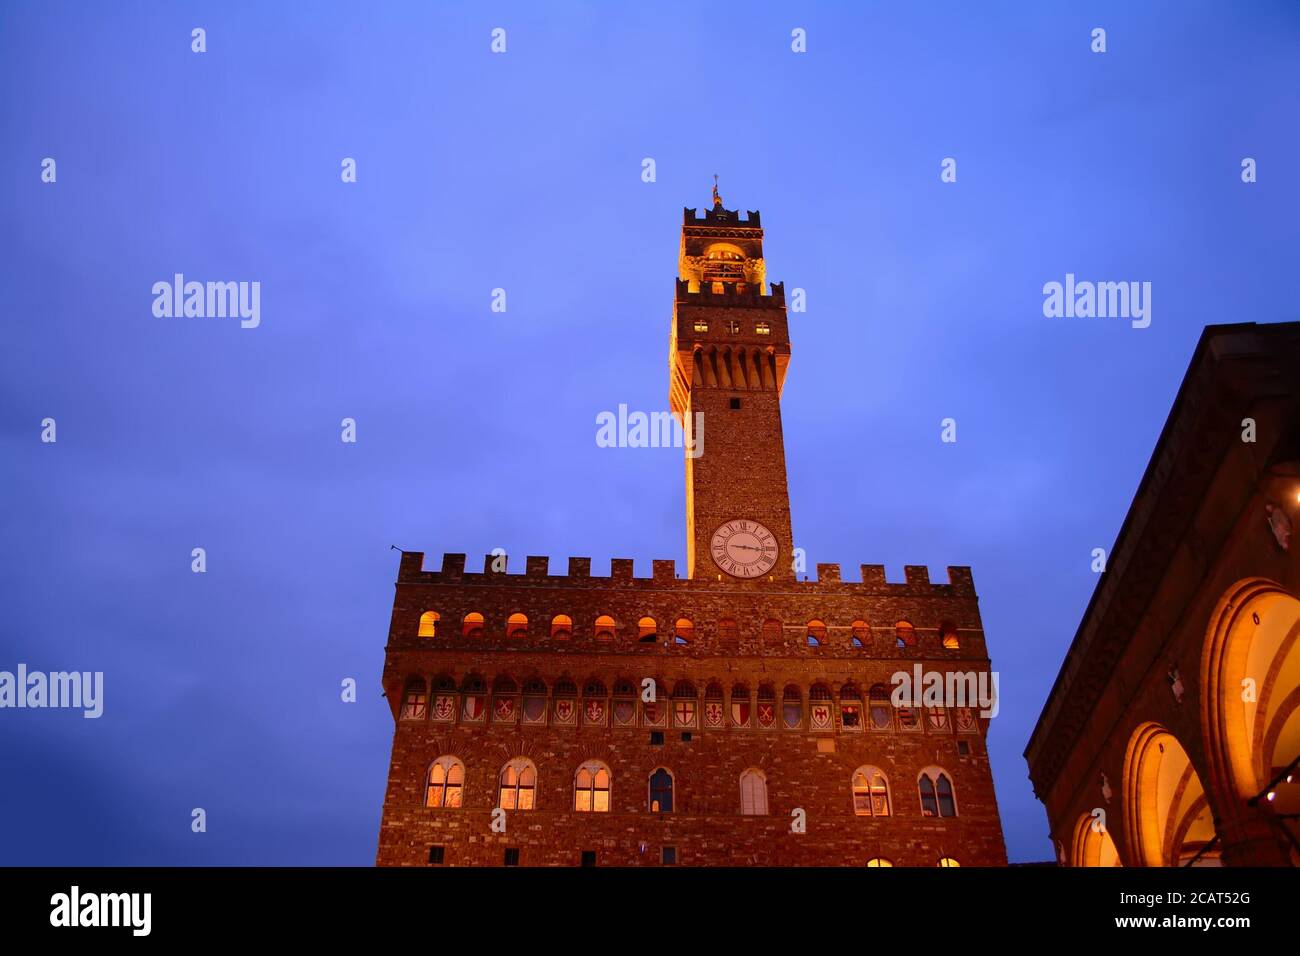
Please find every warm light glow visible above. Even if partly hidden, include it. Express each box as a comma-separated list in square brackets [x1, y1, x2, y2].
[1267, 790, 1276, 802]
[506, 612, 528, 637]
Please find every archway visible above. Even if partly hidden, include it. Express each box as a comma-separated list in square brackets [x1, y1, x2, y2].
[1123, 723, 1220, 866]
[1070, 811, 1123, 867]
[1201, 579, 1300, 862]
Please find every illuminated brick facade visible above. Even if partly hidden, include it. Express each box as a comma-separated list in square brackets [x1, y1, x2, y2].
[375, 199, 1009, 867]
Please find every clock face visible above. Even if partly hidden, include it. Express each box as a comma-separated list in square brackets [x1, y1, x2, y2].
[711, 520, 778, 578]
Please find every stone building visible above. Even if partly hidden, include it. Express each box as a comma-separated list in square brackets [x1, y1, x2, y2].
[1026, 321, 1300, 866]
[375, 194, 1009, 866]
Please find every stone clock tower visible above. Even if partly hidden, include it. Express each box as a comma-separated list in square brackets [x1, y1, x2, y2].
[669, 189, 795, 580]
[375, 188, 1007, 869]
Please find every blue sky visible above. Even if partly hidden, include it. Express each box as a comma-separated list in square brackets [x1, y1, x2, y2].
[1, 1, 1297, 865]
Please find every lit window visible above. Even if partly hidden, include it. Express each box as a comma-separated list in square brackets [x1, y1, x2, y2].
[400, 678, 427, 720]
[674, 618, 694, 644]
[506, 612, 528, 638]
[895, 621, 916, 648]
[462, 612, 485, 638]
[919, 768, 957, 818]
[755, 322, 771, 335]
[866, 858, 893, 867]
[726, 320, 741, 333]
[426, 756, 464, 808]
[499, 758, 537, 810]
[807, 619, 826, 646]
[941, 621, 960, 649]
[693, 320, 709, 332]
[594, 614, 616, 640]
[649, 768, 674, 812]
[938, 857, 960, 868]
[740, 769, 768, 815]
[637, 616, 658, 642]
[574, 760, 611, 812]
[852, 766, 891, 816]
[551, 614, 572, 639]
[850, 620, 869, 648]
[418, 611, 440, 638]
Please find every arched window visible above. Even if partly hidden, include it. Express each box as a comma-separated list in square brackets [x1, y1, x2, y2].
[761, 618, 782, 643]
[418, 611, 440, 638]
[839, 683, 863, 731]
[782, 684, 803, 729]
[730, 683, 751, 727]
[940, 620, 960, 649]
[919, 768, 957, 818]
[551, 614, 573, 640]
[895, 620, 916, 648]
[868, 683, 893, 730]
[865, 858, 893, 867]
[426, 756, 464, 808]
[506, 613, 528, 638]
[582, 679, 607, 726]
[808, 683, 833, 730]
[852, 766, 891, 816]
[637, 617, 658, 642]
[703, 682, 724, 728]
[492, 675, 519, 723]
[594, 614, 616, 640]
[649, 768, 674, 812]
[850, 620, 869, 648]
[740, 769, 768, 815]
[498, 758, 537, 810]
[612, 679, 637, 726]
[400, 677, 427, 720]
[938, 857, 961, 867]
[460, 675, 486, 722]
[674, 618, 694, 644]
[462, 612, 485, 638]
[806, 619, 826, 646]
[552, 679, 578, 725]
[574, 760, 611, 812]
[718, 618, 739, 644]
[672, 681, 697, 728]
[430, 674, 457, 722]
[521, 678, 547, 725]
[756, 684, 777, 729]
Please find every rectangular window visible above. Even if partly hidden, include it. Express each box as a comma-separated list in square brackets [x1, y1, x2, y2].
[662, 846, 677, 865]
[581, 850, 597, 867]
[756, 322, 771, 335]
[958, 740, 971, 755]
[729, 397, 741, 410]
[680, 731, 692, 742]
[428, 846, 445, 865]
[693, 320, 709, 332]
[650, 731, 664, 745]
[504, 847, 520, 867]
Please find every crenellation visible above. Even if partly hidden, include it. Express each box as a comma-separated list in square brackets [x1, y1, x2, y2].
[567, 557, 591, 578]
[904, 565, 931, 587]
[525, 556, 549, 577]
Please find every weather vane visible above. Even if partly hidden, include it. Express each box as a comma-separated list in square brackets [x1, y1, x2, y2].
[712, 173, 722, 208]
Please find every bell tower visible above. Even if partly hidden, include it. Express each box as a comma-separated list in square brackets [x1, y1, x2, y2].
[670, 185, 795, 581]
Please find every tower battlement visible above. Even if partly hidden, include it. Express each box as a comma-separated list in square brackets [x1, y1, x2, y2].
[397, 550, 976, 596]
